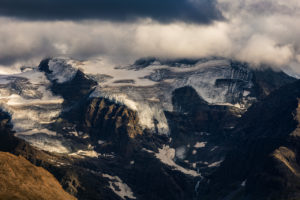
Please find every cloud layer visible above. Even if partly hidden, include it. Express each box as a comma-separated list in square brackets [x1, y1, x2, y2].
[0, 0, 299, 73]
[0, 0, 222, 23]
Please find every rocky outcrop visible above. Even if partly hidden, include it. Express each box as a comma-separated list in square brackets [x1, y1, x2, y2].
[81, 97, 143, 155]
[59, 96, 144, 158]
[84, 98, 143, 139]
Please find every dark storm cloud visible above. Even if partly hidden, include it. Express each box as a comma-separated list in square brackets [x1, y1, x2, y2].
[0, 0, 222, 23]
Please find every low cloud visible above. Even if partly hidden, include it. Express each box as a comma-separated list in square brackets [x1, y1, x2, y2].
[0, 0, 299, 72]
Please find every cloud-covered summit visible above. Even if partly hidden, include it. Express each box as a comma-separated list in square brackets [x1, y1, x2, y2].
[0, 0, 222, 24]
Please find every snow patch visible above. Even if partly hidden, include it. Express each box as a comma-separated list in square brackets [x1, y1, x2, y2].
[208, 160, 224, 168]
[69, 150, 99, 158]
[21, 136, 69, 154]
[98, 140, 105, 145]
[15, 128, 57, 136]
[175, 146, 187, 160]
[144, 146, 200, 177]
[102, 174, 136, 200]
[243, 90, 250, 96]
[194, 142, 207, 148]
[241, 179, 247, 187]
[192, 163, 197, 168]
[210, 146, 218, 152]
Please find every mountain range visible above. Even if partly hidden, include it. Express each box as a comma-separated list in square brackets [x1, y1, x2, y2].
[0, 57, 299, 200]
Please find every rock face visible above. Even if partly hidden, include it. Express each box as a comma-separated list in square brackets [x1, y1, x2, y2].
[0, 152, 76, 200]
[198, 80, 300, 200]
[83, 98, 143, 139]
[65, 97, 144, 155]
[170, 86, 242, 133]
[252, 68, 297, 100]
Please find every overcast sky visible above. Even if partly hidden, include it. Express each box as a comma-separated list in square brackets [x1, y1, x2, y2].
[0, 0, 300, 72]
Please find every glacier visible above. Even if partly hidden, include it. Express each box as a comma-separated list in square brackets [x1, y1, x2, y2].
[87, 58, 254, 134]
[0, 57, 259, 153]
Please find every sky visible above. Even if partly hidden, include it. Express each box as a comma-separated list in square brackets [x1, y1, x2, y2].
[0, 0, 300, 73]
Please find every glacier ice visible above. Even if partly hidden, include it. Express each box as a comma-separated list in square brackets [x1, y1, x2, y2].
[0, 68, 66, 153]
[0, 57, 259, 154]
[87, 58, 254, 134]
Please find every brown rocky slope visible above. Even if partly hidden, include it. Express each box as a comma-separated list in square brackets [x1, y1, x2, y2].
[0, 152, 76, 200]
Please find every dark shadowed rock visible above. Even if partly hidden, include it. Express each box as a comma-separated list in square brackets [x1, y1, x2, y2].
[198, 80, 300, 200]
